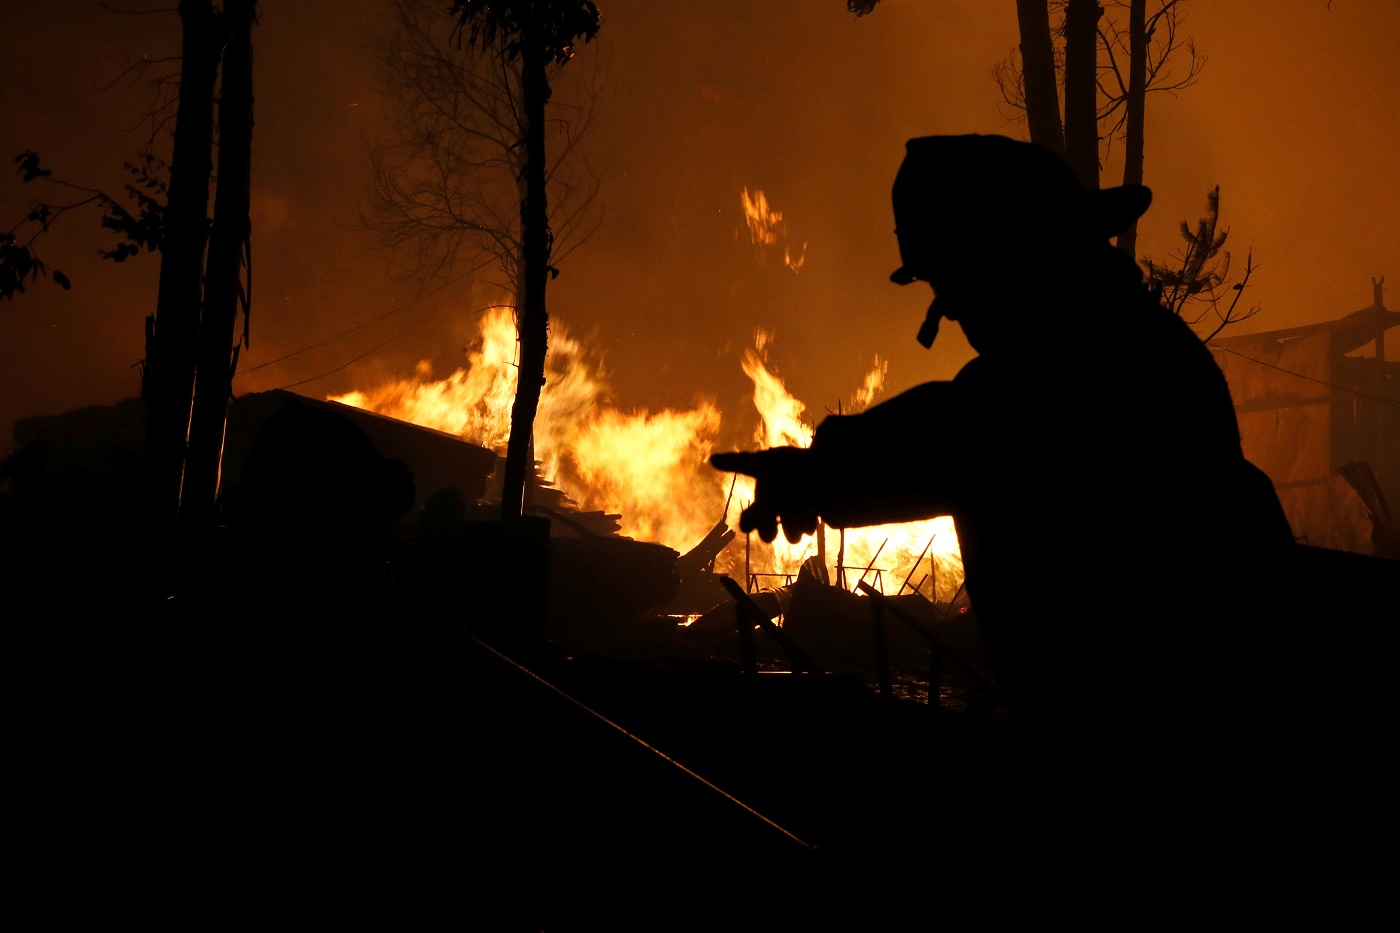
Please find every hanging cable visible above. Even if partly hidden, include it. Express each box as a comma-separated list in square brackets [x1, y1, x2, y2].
[235, 257, 498, 379]
[1208, 341, 1400, 409]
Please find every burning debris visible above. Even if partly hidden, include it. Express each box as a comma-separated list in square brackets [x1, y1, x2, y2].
[319, 301, 980, 704]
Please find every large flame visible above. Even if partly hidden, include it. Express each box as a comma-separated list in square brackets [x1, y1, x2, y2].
[334, 306, 962, 602]
[570, 406, 723, 548]
[332, 306, 724, 552]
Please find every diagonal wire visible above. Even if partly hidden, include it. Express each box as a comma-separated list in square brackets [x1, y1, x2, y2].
[1208, 341, 1400, 409]
[236, 258, 497, 379]
[469, 635, 817, 851]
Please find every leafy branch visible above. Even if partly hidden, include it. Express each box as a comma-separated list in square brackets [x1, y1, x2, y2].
[1, 151, 167, 302]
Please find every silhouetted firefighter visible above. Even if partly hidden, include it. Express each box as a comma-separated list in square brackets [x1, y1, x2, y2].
[712, 136, 1315, 903]
[713, 134, 1295, 738]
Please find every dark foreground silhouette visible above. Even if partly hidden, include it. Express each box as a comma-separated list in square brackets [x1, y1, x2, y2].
[5, 139, 1391, 920]
[711, 135, 1383, 891]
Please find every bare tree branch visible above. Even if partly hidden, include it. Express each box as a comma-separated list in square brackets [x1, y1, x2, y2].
[995, 1, 1204, 166]
[361, 0, 605, 302]
[1142, 186, 1260, 339]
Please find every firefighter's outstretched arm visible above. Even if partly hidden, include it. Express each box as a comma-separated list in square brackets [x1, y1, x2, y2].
[712, 382, 958, 541]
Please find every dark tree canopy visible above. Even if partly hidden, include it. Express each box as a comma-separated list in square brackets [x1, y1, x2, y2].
[450, 0, 600, 64]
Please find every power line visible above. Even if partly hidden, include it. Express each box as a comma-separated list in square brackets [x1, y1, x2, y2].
[235, 258, 497, 379]
[274, 300, 513, 393]
[1208, 341, 1400, 410]
[236, 294, 430, 377]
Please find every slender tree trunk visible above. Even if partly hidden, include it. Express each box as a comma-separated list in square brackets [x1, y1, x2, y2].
[1062, 0, 1102, 189]
[1015, 0, 1064, 156]
[500, 38, 552, 521]
[1117, 0, 1148, 255]
[185, 0, 255, 536]
[146, 0, 220, 542]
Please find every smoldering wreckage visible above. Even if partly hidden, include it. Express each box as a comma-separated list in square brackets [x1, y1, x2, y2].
[5, 385, 1399, 915]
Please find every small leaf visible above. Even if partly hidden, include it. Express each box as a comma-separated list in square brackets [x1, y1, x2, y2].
[52, 270, 71, 290]
[15, 150, 52, 182]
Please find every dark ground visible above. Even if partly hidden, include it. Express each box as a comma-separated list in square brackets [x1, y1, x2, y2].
[12, 556, 1397, 929]
[5, 418, 1397, 925]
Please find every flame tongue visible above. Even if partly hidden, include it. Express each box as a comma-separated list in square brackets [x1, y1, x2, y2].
[741, 332, 811, 450]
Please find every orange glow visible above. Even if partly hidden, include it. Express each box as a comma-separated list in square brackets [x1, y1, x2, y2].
[334, 308, 962, 602]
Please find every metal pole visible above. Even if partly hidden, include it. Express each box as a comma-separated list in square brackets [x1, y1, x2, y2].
[837, 527, 846, 589]
[896, 534, 937, 596]
[853, 538, 888, 592]
[745, 526, 752, 593]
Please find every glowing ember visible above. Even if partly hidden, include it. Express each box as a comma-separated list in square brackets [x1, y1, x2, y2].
[740, 187, 807, 273]
[784, 242, 807, 273]
[334, 308, 962, 602]
[741, 188, 781, 247]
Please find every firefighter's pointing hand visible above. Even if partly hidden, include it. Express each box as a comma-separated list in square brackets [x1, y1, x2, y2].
[710, 447, 820, 544]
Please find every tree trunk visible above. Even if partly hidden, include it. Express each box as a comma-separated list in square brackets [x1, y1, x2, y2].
[1015, 0, 1064, 156]
[185, 0, 255, 536]
[145, 0, 220, 543]
[1117, 0, 1148, 255]
[1062, 0, 1102, 189]
[500, 38, 552, 521]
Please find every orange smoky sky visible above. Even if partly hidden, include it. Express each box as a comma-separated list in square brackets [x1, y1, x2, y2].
[2, 0, 1396, 453]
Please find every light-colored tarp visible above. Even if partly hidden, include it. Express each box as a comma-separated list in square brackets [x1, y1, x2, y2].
[1276, 475, 1372, 553]
[1236, 404, 1329, 486]
[1214, 333, 1331, 405]
[1211, 333, 1376, 554]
